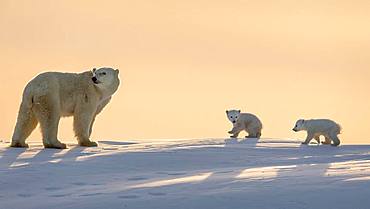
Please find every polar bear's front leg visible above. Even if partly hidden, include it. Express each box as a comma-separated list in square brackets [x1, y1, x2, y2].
[228, 125, 242, 138]
[230, 132, 240, 138]
[89, 115, 96, 138]
[302, 132, 314, 145]
[73, 108, 98, 147]
[329, 133, 340, 146]
[33, 96, 66, 149]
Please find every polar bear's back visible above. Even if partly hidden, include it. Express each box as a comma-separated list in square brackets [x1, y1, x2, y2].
[23, 71, 95, 116]
[305, 119, 341, 135]
[239, 113, 263, 129]
[25, 71, 92, 96]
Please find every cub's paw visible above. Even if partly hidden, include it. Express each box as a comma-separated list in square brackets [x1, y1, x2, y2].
[79, 141, 98, 147]
[228, 131, 233, 134]
[301, 142, 308, 145]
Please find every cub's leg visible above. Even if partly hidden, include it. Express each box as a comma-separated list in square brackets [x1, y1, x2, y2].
[246, 127, 262, 138]
[229, 130, 241, 138]
[33, 95, 66, 149]
[314, 136, 321, 144]
[11, 102, 38, 148]
[256, 132, 262, 138]
[74, 105, 98, 147]
[302, 132, 314, 145]
[322, 136, 331, 145]
[329, 133, 340, 146]
[246, 132, 259, 138]
[228, 126, 242, 138]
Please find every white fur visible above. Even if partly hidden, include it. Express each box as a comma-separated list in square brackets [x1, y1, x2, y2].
[293, 119, 342, 146]
[11, 67, 120, 149]
[226, 110, 263, 138]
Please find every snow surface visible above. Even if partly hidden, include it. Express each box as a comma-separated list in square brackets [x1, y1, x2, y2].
[1, 138, 370, 209]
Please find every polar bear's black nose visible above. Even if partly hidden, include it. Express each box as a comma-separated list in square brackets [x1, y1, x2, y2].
[92, 77, 97, 82]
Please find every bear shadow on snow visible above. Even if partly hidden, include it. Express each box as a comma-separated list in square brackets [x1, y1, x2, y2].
[98, 140, 138, 146]
[0, 145, 89, 169]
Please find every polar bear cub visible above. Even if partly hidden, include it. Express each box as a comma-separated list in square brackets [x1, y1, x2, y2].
[292, 119, 341, 146]
[11, 67, 120, 149]
[226, 110, 263, 138]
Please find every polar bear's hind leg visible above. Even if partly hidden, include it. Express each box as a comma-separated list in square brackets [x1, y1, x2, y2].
[314, 136, 321, 144]
[246, 132, 260, 138]
[11, 101, 38, 148]
[322, 136, 331, 145]
[246, 127, 262, 138]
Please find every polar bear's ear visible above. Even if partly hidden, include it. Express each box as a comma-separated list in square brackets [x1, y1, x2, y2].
[237, 110, 241, 113]
[226, 110, 229, 114]
[92, 68, 97, 73]
[115, 69, 119, 74]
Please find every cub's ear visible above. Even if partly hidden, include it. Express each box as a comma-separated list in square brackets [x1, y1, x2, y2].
[226, 110, 229, 114]
[92, 68, 97, 73]
[237, 110, 241, 113]
[115, 69, 119, 74]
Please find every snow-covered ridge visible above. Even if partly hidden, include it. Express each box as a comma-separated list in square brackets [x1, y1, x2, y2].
[1, 138, 370, 209]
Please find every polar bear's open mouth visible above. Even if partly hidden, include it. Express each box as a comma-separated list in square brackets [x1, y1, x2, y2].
[92, 77, 101, 84]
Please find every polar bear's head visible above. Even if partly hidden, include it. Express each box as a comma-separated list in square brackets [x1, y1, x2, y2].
[226, 109, 241, 124]
[92, 67, 120, 95]
[292, 119, 305, 132]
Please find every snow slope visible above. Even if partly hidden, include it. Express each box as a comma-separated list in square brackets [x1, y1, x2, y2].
[1, 138, 370, 209]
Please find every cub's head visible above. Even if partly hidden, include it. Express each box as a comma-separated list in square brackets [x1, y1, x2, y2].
[292, 119, 305, 132]
[226, 109, 241, 124]
[92, 67, 120, 94]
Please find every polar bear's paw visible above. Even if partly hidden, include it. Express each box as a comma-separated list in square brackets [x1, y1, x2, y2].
[44, 142, 67, 149]
[301, 142, 308, 145]
[10, 141, 29, 148]
[321, 141, 331, 145]
[79, 141, 98, 147]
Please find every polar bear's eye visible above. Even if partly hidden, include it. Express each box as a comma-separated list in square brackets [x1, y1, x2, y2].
[102, 72, 106, 76]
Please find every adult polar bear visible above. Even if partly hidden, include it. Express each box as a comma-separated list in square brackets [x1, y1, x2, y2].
[11, 67, 120, 149]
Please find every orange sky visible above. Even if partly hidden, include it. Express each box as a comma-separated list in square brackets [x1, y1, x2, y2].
[0, 0, 369, 144]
